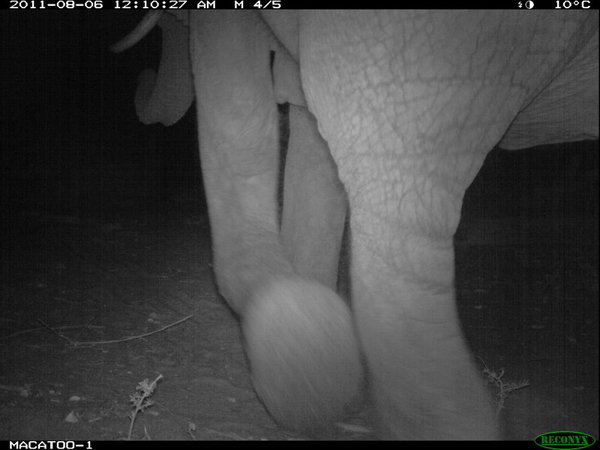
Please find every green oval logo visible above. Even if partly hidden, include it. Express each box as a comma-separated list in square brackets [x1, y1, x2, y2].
[535, 431, 596, 450]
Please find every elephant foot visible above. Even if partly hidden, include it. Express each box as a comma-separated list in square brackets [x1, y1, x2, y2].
[243, 277, 362, 432]
[374, 373, 499, 440]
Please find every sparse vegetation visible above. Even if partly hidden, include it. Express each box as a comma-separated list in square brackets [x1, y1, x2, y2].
[127, 374, 163, 440]
[483, 366, 530, 417]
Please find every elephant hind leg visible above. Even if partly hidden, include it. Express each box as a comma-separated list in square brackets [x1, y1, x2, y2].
[282, 105, 348, 290]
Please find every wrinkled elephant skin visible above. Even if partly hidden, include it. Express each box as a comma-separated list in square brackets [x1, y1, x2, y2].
[119, 11, 599, 439]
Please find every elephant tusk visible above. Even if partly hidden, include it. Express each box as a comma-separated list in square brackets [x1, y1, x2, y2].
[110, 11, 163, 53]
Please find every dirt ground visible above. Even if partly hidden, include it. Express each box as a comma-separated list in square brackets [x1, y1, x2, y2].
[0, 142, 597, 441]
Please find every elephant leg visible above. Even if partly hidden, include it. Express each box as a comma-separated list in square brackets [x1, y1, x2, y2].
[326, 146, 497, 440]
[190, 12, 361, 432]
[281, 105, 347, 290]
[349, 202, 498, 439]
[298, 11, 522, 439]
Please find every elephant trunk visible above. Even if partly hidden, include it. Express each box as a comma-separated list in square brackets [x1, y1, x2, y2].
[112, 12, 194, 126]
[133, 14, 194, 126]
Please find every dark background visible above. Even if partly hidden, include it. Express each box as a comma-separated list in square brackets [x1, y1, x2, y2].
[1, 12, 203, 223]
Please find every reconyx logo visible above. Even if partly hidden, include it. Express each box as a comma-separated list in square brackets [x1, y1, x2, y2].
[534, 431, 596, 450]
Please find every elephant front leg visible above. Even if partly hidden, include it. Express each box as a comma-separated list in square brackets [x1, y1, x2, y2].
[310, 157, 496, 438]
[352, 228, 497, 439]
[190, 12, 361, 432]
[343, 164, 498, 439]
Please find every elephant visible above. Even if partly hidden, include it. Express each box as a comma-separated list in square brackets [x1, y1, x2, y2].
[113, 11, 599, 439]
